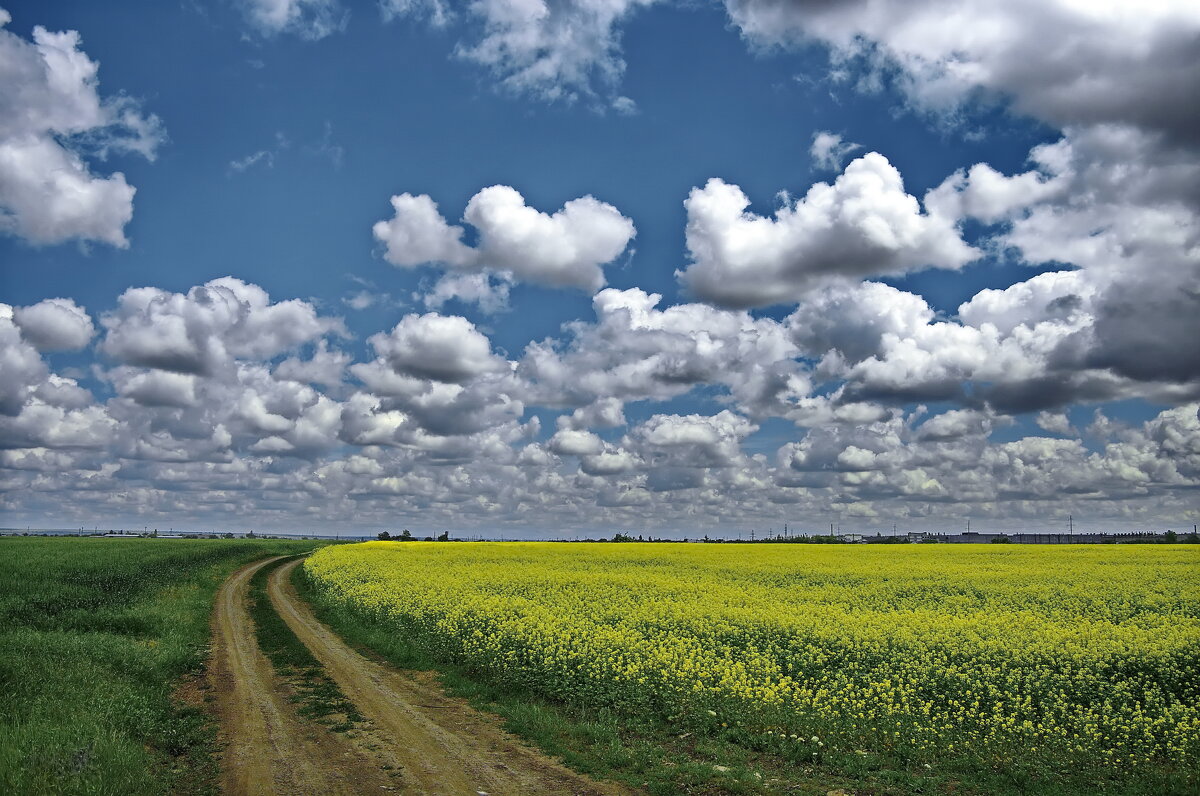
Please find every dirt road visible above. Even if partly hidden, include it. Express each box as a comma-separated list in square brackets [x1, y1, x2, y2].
[209, 555, 629, 795]
[210, 556, 398, 795]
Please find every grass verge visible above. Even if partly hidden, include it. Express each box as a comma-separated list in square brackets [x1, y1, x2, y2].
[246, 558, 361, 732]
[0, 537, 319, 795]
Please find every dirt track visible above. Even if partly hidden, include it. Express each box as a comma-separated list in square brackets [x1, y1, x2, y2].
[210, 556, 397, 795]
[209, 555, 629, 795]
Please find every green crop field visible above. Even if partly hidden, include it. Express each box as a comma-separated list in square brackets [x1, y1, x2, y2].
[0, 536, 316, 795]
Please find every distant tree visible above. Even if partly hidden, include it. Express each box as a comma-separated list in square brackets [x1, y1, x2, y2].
[400, 529, 413, 541]
[437, 531, 449, 542]
[1163, 530, 1178, 543]
[990, 536, 1012, 544]
[246, 530, 255, 539]
[377, 531, 392, 541]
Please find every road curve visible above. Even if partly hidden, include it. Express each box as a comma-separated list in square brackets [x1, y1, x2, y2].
[268, 557, 632, 796]
[209, 556, 396, 795]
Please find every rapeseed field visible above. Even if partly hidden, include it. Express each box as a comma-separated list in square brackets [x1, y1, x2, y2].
[304, 542, 1199, 791]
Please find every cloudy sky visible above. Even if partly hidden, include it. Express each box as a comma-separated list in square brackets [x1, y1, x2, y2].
[1, 1, 1198, 536]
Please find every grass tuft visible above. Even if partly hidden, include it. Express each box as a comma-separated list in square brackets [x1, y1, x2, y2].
[246, 558, 362, 731]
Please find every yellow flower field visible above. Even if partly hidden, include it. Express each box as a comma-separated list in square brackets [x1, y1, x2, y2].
[303, 542, 1199, 776]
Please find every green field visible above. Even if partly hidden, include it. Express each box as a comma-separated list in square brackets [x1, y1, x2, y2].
[0, 537, 316, 795]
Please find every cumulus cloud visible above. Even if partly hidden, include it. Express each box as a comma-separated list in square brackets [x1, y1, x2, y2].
[3, 272, 1197, 532]
[517, 287, 805, 417]
[631, 410, 756, 468]
[273, 340, 351, 388]
[723, 0, 1200, 144]
[374, 185, 635, 292]
[0, 11, 162, 246]
[0, 304, 49, 416]
[1036, 411, 1073, 436]
[678, 154, 977, 308]
[238, 0, 347, 40]
[13, 298, 95, 352]
[100, 277, 342, 376]
[365, 313, 507, 384]
[373, 192, 474, 268]
[938, 126, 1200, 393]
[548, 428, 604, 456]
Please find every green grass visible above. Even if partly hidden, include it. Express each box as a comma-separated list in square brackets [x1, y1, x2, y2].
[294, 562, 1194, 796]
[246, 559, 361, 732]
[0, 536, 319, 795]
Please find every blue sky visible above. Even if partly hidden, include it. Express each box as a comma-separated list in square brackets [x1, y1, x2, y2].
[1, 0, 1198, 535]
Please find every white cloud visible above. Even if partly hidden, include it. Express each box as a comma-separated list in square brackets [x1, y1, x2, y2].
[381, 0, 452, 27]
[373, 192, 475, 268]
[110, 368, 199, 409]
[238, 0, 347, 40]
[630, 410, 757, 468]
[925, 159, 1067, 225]
[556, 397, 626, 431]
[384, 0, 655, 104]
[0, 304, 50, 416]
[678, 154, 977, 308]
[548, 428, 604, 456]
[374, 185, 635, 292]
[957, 271, 1094, 336]
[421, 272, 512, 314]
[466, 186, 635, 291]
[100, 277, 342, 376]
[723, 0, 1200, 143]
[365, 312, 507, 384]
[344, 290, 377, 311]
[13, 298, 95, 352]
[274, 341, 351, 388]
[1036, 411, 1073, 436]
[810, 131, 860, 171]
[787, 281, 934, 363]
[517, 287, 805, 417]
[0, 12, 162, 246]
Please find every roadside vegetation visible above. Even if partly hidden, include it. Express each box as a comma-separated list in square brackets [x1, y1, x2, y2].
[301, 542, 1200, 796]
[0, 536, 316, 795]
[246, 558, 361, 732]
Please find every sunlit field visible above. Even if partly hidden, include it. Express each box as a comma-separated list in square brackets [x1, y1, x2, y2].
[304, 542, 1199, 794]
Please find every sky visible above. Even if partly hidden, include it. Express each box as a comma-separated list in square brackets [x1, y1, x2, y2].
[1, 0, 1198, 536]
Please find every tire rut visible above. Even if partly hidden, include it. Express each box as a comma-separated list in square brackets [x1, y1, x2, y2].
[267, 558, 633, 796]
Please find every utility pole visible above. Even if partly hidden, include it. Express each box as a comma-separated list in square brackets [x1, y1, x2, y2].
[1069, 514, 1074, 537]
